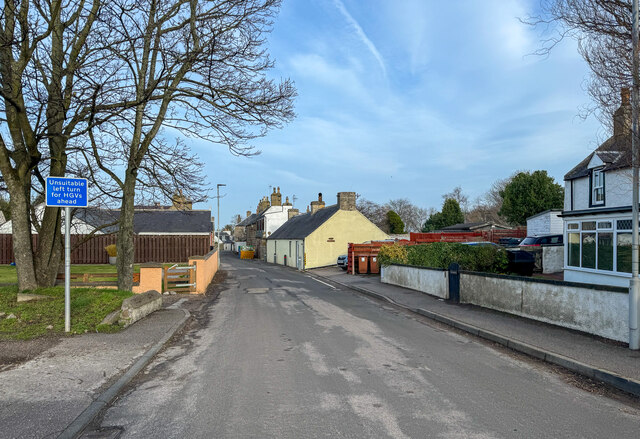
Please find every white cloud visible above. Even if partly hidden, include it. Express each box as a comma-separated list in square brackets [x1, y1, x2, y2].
[331, 0, 387, 76]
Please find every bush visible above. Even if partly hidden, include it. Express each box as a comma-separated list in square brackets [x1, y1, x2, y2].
[380, 242, 508, 274]
[105, 244, 117, 257]
[378, 243, 408, 266]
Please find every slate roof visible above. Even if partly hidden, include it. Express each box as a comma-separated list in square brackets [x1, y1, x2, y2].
[76, 208, 213, 234]
[267, 205, 340, 240]
[564, 131, 631, 181]
[237, 213, 258, 227]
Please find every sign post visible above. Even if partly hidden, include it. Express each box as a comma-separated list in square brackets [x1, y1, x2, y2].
[45, 177, 88, 333]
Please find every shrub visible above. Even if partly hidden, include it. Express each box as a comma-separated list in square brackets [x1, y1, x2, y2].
[105, 244, 117, 257]
[377, 243, 408, 266]
[388, 242, 508, 274]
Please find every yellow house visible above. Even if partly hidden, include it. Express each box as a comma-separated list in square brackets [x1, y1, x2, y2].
[266, 192, 388, 269]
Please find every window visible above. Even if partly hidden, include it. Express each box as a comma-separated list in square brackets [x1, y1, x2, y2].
[592, 169, 604, 205]
[597, 232, 613, 271]
[568, 218, 631, 273]
[581, 232, 596, 269]
[568, 233, 580, 267]
[617, 233, 632, 273]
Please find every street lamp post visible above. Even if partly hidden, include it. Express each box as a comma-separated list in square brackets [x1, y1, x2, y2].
[217, 184, 226, 261]
[631, 0, 640, 350]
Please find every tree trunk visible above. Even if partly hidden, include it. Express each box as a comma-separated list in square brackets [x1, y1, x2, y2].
[34, 207, 64, 287]
[8, 181, 38, 291]
[116, 170, 137, 291]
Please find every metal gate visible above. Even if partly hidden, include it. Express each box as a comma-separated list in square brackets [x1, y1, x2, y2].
[164, 263, 196, 293]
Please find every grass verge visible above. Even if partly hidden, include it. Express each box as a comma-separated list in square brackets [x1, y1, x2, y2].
[0, 286, 133, 340]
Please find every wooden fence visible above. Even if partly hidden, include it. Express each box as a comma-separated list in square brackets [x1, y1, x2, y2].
[409, 229, 527, 244]
[0, 234, 210, 264]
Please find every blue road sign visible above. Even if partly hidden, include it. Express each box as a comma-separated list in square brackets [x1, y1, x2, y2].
[45, 177, 88, 207]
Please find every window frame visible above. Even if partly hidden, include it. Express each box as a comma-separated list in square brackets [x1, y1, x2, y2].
[565, 216, 636, 275]
[590, 168, 605, 207]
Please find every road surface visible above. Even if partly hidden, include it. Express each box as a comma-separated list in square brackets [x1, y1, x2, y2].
[93, 255, 640, 438]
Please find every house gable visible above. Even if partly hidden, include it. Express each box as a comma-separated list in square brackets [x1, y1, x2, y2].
[587, 154, 604, 169]
[304, 209, 388, 268]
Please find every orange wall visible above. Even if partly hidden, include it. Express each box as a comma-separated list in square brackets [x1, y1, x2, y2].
[189, 249, 219, 294]
[132, 263, 163, 294]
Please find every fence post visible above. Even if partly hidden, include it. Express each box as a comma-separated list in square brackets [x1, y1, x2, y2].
[448, 262, 460, 303]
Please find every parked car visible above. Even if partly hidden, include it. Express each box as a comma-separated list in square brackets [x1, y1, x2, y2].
[519, 234, 563, 246]
[498, 237, 523, 248]
[337, 254, 348, 270]
[462, 242, 535, 276]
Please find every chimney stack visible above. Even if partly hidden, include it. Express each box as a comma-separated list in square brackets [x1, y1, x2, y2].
[257, 196, 270, 213]
[288, 208, 299, 220]
[310, 192, 325, 214]
[270, 186, 282, 206]
[246, 210, 251, 218]
[614, 87, 632, 139]
[283, 196, 292, 207]
[337, 192, 356, 211]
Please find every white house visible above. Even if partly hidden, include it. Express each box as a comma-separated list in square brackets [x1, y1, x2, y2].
[562, 88, 636, 287]
[527, 209, 563, 236]
[245, 187, 294, 259]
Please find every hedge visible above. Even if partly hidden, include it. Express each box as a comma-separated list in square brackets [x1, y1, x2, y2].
[377, 242, 508, 274]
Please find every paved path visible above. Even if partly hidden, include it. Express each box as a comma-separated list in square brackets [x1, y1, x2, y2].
[0, 308, 187, 439]
[95, 256, 640, 438]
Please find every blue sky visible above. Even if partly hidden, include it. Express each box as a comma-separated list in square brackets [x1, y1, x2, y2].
[194, 0, 604, 225]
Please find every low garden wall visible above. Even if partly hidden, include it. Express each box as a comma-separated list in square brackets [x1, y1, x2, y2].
[381, 264, 629, 343]
[189, 248, 219, 294]
[381, 265, 448, 299]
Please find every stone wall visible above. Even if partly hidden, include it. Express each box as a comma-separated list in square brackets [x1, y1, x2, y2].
[381, 265, 448, 299]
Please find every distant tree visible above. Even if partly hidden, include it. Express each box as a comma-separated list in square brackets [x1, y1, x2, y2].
[387, 198, 430, 232]
[498, 171, 564, 225]
[223, 224, 233, 232]
[466, 176, 511, 223]
[386, 210, 405, 234]
[357, 197, 390, 233]
[442, 186, 469, 214]
[422, 198, 464, 232]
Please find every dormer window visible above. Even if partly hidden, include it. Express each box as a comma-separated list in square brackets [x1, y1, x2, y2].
[592, 169, 604, 206]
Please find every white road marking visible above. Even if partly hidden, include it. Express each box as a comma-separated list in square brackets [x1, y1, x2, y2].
[308, 277, 336, 289]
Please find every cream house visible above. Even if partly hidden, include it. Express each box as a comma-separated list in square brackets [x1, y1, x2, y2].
[266, 192, 388, 269]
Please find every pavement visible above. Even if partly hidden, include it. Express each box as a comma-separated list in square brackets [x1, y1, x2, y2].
[0, 302, 190, 439]
[309, 266, 640, 399]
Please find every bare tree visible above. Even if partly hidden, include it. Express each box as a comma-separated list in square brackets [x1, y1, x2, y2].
[466, 177, 510, 224]
[0, 0, 111, 290]
[387, 198, 430, 232]
[357, 196, 431, 233]
[442, 186, 469, 214]
[356, 197, 389, 233]
[527, 1, 632, 127]
[84, 0, 296, 290]
[1, 1, 295, 291]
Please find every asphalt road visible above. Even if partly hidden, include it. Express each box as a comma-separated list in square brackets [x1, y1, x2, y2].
[95, 255, 640, 438]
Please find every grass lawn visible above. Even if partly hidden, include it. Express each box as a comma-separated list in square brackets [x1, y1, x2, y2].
[0, 264, 143, 284]
[0, 286, 133, 340]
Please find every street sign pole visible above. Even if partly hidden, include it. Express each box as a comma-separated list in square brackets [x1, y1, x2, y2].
[45, 176, 88, 334]
[65, 207, 71, 332]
